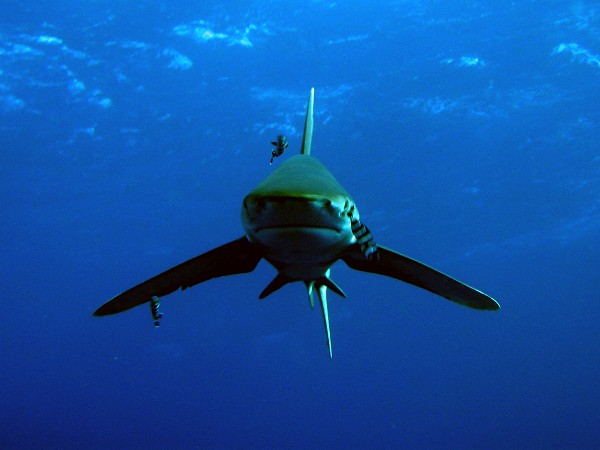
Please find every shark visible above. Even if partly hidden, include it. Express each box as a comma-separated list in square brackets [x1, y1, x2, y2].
[94, 88, 500, 358]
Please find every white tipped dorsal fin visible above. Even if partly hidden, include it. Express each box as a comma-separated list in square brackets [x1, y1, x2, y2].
[300, 87, 315, 156]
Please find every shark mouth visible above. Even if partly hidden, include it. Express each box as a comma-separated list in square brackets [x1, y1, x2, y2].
[242, 194, 352, 237]
[254, 224, 342, 232]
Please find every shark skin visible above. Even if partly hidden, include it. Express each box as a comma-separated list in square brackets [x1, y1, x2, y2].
[94, 88, 499, 358]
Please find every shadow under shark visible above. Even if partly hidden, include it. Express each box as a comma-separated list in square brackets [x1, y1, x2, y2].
[95, 88, 500, 358]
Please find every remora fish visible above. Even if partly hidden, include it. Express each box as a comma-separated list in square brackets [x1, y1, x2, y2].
[94, 88, 499, 358]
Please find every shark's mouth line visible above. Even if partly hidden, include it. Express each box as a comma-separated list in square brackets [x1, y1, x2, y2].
[255, 224, 342, 233]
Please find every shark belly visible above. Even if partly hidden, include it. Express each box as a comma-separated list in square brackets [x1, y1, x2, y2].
[249, 226, 355, 279]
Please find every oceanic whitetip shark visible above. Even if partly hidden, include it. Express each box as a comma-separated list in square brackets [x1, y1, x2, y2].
[95, 88, 500, 358]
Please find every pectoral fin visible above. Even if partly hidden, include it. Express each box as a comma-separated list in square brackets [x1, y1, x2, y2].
[94, 237, 263, 316]
[342, 245, 499, 310]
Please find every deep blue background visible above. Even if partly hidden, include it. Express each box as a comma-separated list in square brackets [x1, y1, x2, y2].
[2, 1, 599, 448]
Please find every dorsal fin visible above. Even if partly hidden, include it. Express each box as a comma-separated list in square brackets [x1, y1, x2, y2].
[300, 87, 315, 155]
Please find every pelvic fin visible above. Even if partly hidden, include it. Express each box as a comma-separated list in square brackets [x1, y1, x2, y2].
[259, 274, 292, 299]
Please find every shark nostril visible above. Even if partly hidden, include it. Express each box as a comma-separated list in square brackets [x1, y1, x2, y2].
[341, 199, 353, 217]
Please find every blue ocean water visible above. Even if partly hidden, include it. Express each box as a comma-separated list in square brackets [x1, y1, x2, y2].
[2, 1, 600, 448]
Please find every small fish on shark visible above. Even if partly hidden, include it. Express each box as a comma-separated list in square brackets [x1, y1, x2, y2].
[94, 88, 500, 358]
[270, 134, 288, 164]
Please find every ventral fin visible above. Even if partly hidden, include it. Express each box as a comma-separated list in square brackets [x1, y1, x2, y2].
[317, 276, 346, 298]
[259, 274, 293, 299]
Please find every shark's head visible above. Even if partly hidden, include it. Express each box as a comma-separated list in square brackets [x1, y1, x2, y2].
[242, 154, 358, 277]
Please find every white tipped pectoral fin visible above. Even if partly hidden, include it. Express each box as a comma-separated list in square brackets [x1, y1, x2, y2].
[94, 237, 263, 317]
[342, 244, 500, 310]
[317, 284, 333, 359]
